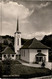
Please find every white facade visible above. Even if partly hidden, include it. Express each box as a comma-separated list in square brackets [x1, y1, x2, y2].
[20, 49, 30, 62]
[2, 54, 16, 60]
[14, 33, 21, 55]
[20, 49, 49, 63]
[29, 49, 48, 63]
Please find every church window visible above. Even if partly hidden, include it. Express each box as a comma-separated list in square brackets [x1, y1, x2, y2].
[17, 39, 19, 45]
[12, 55, 14, 57]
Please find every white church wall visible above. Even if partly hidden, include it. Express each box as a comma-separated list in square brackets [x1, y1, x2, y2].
[2, 54, 8, 60]
[10, 54, 16, 60]
[14, 33, 21, 55]
[29, 49, 37, 63]
[21, 49, 30, 62]
[14, 34, 18, 54]
[2, 54, 16, 60]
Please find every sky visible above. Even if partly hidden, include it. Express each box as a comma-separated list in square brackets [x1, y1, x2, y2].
[0, 0, 52, 40]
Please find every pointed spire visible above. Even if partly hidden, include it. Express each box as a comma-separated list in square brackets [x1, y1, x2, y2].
[16, 19, 19, 32]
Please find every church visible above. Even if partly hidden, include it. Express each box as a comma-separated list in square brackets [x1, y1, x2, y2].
[14, 19, 49, 63]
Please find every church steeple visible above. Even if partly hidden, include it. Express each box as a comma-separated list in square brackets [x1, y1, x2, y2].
[14, 19, 21, 55]
[16, 19, 19, 32]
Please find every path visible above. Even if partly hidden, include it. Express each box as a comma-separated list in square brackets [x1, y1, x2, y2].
[18, 60, 52, 69]
[18, 60, 41, 67]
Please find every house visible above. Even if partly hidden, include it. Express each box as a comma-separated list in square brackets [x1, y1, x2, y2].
[2, 46, 16, 60]
[20, 38, 49, 63]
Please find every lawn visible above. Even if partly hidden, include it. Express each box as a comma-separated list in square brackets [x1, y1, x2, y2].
[11, 64, 51, 78]
[1, 60, 51, 78]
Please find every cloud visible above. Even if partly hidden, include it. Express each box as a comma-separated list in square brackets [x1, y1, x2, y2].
[0, 1, 52, 40]
[0, 1, 34, 36]
[1, 1, 32, 19]
[37, 2, 50, 9]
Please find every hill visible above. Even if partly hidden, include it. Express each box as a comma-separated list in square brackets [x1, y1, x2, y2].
[41, 34, 52, 62]
[0, 35, 29, 45]
[41, 34, 52, 49]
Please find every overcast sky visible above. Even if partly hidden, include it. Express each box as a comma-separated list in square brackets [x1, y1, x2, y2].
[0, 0, 52, 39]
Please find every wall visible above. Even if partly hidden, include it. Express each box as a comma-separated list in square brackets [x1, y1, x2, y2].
[14, 33, 21, 55]
[29, 49, 48, 63]
[20, 49, 30, 62]
[10, 54, 16, 60]
[29, 49, 37, 63]
[20, 49, 49, 63]
[2, 54, 16, 60]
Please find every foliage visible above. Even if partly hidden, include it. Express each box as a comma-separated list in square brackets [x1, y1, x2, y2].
[0, 61, 2, 77]
[2, 59, 11, 75]
[21, 38, 30, 45]
[9, 43, 14, 51]
[3, 39, 8, 45]
[41, 35, 52, 48]
[41, 34, 52, 62]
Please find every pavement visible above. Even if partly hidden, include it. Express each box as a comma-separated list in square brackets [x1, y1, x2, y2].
[18, 60, 52, 69]
[18, 60, 41, 67]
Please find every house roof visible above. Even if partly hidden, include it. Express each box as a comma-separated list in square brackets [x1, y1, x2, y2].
[21, 38, 49, 49]
[36, 53, 46, 56]
[2, 46, 15, 54]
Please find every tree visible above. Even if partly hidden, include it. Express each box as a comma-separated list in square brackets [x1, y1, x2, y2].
[3, 39, 8, 45]
[9, 43, 14, 51]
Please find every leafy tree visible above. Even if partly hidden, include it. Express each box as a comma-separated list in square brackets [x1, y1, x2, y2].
[3, 39, 8, 45]
[9, 43, 14, 51]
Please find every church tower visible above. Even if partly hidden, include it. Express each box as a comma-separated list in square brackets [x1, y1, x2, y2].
[14, 19, 21, 55]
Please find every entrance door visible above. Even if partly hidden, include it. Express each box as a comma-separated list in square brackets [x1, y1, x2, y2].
[36, 57, 43, 62]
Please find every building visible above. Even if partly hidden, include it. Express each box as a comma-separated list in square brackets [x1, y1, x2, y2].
[20, 38, 49, 63]
[2, 46, 16, 60]
[14, 19, 49, 63]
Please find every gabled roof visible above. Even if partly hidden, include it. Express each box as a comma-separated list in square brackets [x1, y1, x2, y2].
[21, 38, 49, 49]
[36, 53, 46, 56]
[2, 46, 15, 54]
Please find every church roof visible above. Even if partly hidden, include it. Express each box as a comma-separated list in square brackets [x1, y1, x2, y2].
[21, 38, 49, 49]
[2, 46, 15, 54]
[36, 53, 46, 56]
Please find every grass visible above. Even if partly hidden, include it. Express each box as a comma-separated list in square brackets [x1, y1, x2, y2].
[10, 64, 51, 78]
[1, 60, 52, 78]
